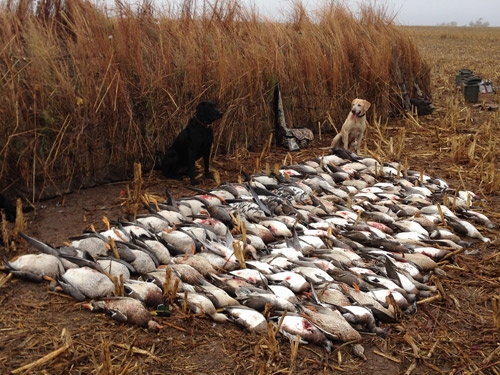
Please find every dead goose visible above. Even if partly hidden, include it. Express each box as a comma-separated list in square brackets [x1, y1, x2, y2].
[265, 271, 309, 293]
[392, 220, 429, 237]
[172, 254, 216, 276]
[197, 250, 238, 271]
[168, 263, 205, 285]
[2, 253, 65, 282]
[140, 268, 187, 293]
[236, 289, 297, 312]
[412, 246, 450, 261]
[367, 289, 411, 310]
[458, 208, 497, 229]
[208, 273, 255, 296]
[391, 252, 437, 271]
[343, 285, 396, 322]
[161, 229, 197, 255]
[229, 268, 268, 288]
[195, 282, 240, 308]
[96, 258, 133, 280]
[176, 292, 229, 323]
[445, 215, 490, 242]
[339, 305, 387, 337]
[136, 215, 171, 232]
[224, 305, 268, 334]
[192, 217, 228, 237]
[129, 249, 158, 274]
[142, 239, 172, 265]
[69, 235, 109, 259]
[271, 313, 333, 352]
[315, 286, 351, 307]
[292, 266, 334, 284]
[429, 228, 461, 243]
[58, 266, 115, 300]
[258, 219, 292, 237]
[299, 305, 362, 342]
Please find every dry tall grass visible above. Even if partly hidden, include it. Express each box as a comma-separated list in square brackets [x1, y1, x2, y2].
[0, 0, 429, 199]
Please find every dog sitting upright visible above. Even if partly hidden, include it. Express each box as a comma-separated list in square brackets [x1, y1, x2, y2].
[330, 98, 371, 154]
[161, 101, 223, 185]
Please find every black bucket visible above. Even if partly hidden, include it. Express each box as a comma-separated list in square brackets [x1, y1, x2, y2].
[455, 68, 473, 87]
[463, 75, 482, 103]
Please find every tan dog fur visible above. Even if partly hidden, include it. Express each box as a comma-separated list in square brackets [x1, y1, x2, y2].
[330, 98, 371, 154]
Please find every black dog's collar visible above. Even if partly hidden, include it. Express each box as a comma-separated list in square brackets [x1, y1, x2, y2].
[195, 116, 211, 128]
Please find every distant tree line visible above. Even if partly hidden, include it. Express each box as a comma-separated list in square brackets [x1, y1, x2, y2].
[437, 18, 490, 27]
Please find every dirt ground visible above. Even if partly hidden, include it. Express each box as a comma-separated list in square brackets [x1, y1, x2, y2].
[1, 29, 500, 374]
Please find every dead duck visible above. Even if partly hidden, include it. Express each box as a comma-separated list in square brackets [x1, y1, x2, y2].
[83, 297, 162, 331]
[124, 279, 164, 308]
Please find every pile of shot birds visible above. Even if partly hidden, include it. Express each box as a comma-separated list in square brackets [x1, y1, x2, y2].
[2, 149, 496, 357]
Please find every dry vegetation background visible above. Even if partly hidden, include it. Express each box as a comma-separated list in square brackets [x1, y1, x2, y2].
[0, 0, 430, 201]
[1, 1, 500, 375]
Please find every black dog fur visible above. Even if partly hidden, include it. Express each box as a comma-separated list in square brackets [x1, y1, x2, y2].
[0, 193, 16, 222]
[161, 101, 223, 185]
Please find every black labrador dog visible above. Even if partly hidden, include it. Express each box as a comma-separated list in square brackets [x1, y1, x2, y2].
[161, 101, 223, 185]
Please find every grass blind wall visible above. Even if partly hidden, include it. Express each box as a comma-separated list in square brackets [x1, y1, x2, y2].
[0, 0, 429, 200]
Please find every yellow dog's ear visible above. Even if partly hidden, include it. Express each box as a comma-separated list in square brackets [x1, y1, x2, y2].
[362, 100, 371, 111]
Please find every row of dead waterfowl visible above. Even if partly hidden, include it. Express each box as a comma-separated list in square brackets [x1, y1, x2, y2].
[1, 148, 495, 357]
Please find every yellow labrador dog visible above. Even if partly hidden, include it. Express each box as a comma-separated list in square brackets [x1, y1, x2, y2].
[330, 98, 371, 154]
